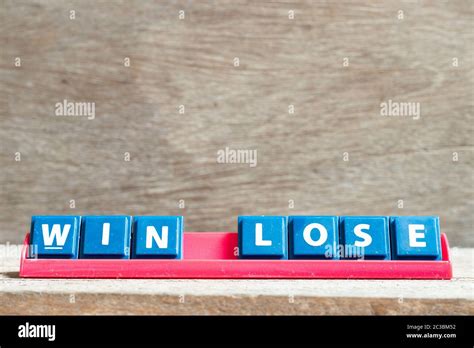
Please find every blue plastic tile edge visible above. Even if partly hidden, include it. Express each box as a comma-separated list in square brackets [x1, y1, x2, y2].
[79, 215, 132, 259]
[237, 215, 288, 259]
[288, 216, 340, 259]
[339, 216, 391, 260]
[131, 216, 184, 259]
[29, 215, 82, 259]
[389, 216, 442, 260]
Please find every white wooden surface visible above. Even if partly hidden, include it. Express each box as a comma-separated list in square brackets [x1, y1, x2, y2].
[0, 245, 472, 315]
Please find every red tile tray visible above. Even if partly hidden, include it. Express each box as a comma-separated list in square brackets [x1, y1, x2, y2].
[19, 232, 452, 279]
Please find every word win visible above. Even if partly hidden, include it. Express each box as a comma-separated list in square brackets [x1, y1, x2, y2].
[29, 216, 182, 259]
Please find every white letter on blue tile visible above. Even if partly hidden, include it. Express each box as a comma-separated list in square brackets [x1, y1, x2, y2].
[101, 223, 110, 245]
[42, 224, 70, 248]
[408, 224, 426, 247]
[255, 223, 272, 246]
[146, 226, 169, 248]
[354, 224, 372, 247]
[303, 223, 328, 247]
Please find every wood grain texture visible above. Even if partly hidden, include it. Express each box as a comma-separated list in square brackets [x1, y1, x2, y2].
[0, 245, 472, 315]
[0, 1, 473, 245]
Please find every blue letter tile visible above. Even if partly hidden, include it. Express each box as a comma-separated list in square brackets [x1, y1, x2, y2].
[289, 216, 339, 259]
[238, 216, 288, 259]
[340, 216, 390, 259]
[390, 216, 441, 260]
[80, 216, 132, 259]
[132, 216, 183, 259]
[29, 216, 81, 259]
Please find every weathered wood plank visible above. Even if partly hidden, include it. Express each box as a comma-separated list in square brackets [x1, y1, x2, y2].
[0, 0, 472, 246]
[0, 245, 472, 315]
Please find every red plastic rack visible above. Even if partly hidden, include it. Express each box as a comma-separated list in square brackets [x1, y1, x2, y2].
[19, 232, 452, 279]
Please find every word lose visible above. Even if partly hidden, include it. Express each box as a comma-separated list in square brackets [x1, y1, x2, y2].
[238, 216, 441, 260]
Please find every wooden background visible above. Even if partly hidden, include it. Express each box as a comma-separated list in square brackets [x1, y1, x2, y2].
[0, 0, 472, 246]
